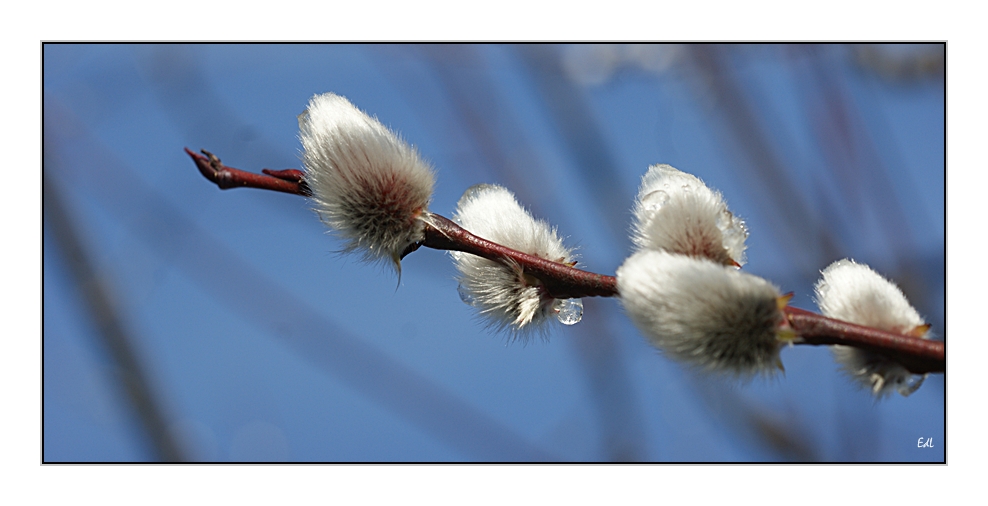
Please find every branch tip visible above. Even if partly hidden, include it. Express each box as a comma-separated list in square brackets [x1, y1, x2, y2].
[185, 148, 311, 196]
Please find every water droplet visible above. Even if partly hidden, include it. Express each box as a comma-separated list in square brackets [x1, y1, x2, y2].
[457, 183, 497, 208]
[716, 210, 732, 230]
[642, 190, 669, 212]
[716, 210, 749, 267]
[735, 216, 749, 239]
[457, 283, 476, 306]
[899, 373, 927, 397]
[554, 298, 583, 325]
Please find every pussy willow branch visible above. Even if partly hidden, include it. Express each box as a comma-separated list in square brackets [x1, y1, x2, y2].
[186, 148, 945, 374]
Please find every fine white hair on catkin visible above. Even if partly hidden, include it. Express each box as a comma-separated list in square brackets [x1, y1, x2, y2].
[299, 92, 435, 271]
[632, 164, 748, 266]
[452, 184, 576, 339]
[617, 250, 785, 375]
[815, 259, 930, 397]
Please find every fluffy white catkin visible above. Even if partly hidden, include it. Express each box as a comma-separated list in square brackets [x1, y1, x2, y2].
[815, 259, 930, 397]
[617, 250, 787, 375]
[632, 164, 748, 266]
[299, 92, 436, 271]
[452, 184, 578, 338]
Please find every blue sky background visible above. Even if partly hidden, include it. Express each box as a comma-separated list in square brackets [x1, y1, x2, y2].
[42, 43, 944, 462]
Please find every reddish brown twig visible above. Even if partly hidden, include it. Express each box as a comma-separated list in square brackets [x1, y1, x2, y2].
[188, 149, 944, 375]
[783, 306, 943, 374]
[419, 213, 617, 299]
[185, 148, 311, 196]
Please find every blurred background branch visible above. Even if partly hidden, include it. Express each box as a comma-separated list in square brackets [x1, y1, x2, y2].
[44, 165, 185, 462]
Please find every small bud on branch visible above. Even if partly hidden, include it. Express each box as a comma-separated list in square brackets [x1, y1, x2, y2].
[299, 93, 437, 272]
[632, 164, 748, 266]
[813, 259, 937, 395]
[617, 250, 787, 376]
[449, 184, 582, 336]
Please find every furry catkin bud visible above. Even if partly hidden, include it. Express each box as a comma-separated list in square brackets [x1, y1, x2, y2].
[815, 259, 930, 397]
[632, 164, 748, 266]
[452, 184, 578, 338]
[617, 250, 787, 375]
[299, 92, 436, 271]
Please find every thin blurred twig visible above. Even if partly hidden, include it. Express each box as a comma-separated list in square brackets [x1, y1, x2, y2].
[795, 45, 931, 309]
[43, 170, 186, 462]
[687, 44, 844, 274]
[853, 44, 945, 82]
[514, 44, 634, 249]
